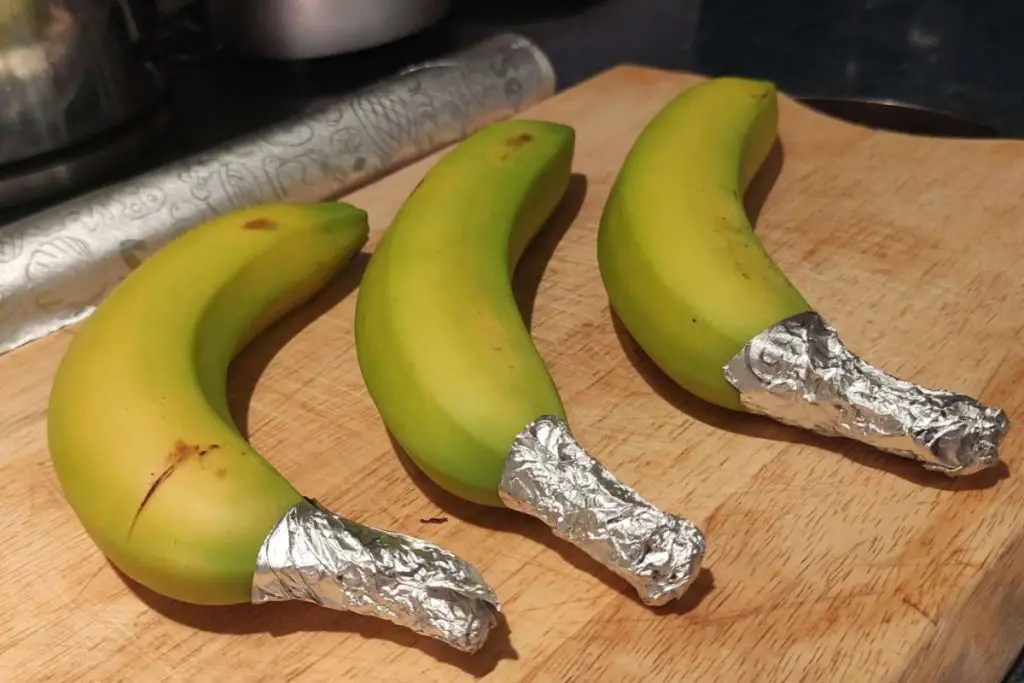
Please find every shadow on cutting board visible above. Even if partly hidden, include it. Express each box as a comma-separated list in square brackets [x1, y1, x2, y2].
[113, 562, 516, 675]
[224, 249, 371, 437]
[745, 140, 783, 229]
[513, 172, 589, 329]
[798, 97, 1003, 140]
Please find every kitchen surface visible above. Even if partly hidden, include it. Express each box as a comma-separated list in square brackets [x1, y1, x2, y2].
[2, 1, 1024, 681]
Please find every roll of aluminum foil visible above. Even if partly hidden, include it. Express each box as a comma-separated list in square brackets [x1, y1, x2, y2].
[499, 415, 706, 607]
[0, 32, 556, 355]
[723, 311, 1010, 475]
[253, 498, 500, 653]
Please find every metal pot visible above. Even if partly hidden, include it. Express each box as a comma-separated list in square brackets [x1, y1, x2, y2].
[0, 0, 164, 167]
[205, 0, 451, 60]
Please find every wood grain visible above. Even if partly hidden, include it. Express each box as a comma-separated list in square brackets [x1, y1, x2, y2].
[3, 65, 1024, 683]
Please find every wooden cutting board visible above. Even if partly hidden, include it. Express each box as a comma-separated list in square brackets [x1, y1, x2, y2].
[3, 65, 1024, 683]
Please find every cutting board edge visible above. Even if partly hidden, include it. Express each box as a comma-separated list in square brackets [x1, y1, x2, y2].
[898, 521, 1024, 683]
[582, 65, 1024, 150]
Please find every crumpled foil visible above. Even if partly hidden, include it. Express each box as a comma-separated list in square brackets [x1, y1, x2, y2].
[0, 32, 556, 355]
[252, 498, 500, 654]
[723, 311, 1010, 476]
[499, 415, 706, 607]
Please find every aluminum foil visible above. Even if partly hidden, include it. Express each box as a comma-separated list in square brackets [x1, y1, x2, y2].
[0, 32, 556, 355]
[723, 311, 1010, 475]
[499, 415, 706, 607]
[252, 498, 500, 654]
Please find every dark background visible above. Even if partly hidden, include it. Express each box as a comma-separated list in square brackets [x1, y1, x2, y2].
[134, 0, 1024, 142]
[7, 0, 1024, 223]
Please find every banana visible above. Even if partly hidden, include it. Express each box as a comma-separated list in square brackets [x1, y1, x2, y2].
[355, 120, 707, 605]
[47, 203, 369, 605]
[597, 78, 1010, 476]
[354, 119, 574, 507]
[598, 77, 811, 411]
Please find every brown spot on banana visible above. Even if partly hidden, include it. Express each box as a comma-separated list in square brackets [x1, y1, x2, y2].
[127, 441, 219, 538]
[500, 132, 535, 160]
[506, 132, 534, 149]
[243, 218, 277, 230]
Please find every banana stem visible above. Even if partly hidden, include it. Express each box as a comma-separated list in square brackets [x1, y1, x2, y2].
[499, 416, 707, 607]
[252, 499, 500, 653]
[723, 311, 1010, 475]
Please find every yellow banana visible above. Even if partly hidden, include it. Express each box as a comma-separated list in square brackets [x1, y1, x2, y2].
[598, 77, 810, 410]
[47, 203, 369, 605]
[49, 202, 504, 651]
[355, 120, 706, 605]
[355, 119, 574, 507]
[598, 77, 1009, 475]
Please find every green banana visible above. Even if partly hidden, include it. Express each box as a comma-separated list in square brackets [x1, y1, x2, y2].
[597, 77, 1009, 476]
[47, 203, 369, 605]
[354, 119, 574, 507]
[598, 77, 811, 411]
[355, 119, 706, 605]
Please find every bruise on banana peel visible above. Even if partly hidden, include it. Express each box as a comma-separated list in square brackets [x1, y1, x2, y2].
[501, 132, 534, 159]
[506, 132, 534, 147]
[128, 441, 221, 537]
[354, 119, 706, 609]
[46, 202, 499, 654]
[597, 75, 1009, 477]
[243, 218, 278, 230]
